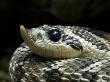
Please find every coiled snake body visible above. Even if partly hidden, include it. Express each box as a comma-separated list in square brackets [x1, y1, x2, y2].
[9, 25, 110, 82]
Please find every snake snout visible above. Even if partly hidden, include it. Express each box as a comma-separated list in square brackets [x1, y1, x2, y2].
[20, 25, 83, 59]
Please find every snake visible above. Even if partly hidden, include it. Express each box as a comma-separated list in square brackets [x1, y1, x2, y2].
[9, 25, 110, 82]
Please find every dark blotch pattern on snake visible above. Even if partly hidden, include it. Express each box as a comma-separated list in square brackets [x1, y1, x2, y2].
[9, 25, 110, 82]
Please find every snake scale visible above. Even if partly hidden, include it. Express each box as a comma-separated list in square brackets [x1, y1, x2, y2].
[9, 25, 110, 82]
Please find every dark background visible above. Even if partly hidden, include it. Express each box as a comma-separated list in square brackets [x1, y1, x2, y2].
[0, 0, 110, 81]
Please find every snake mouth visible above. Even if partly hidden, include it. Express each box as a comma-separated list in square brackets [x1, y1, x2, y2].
[20, 25, 82, 59]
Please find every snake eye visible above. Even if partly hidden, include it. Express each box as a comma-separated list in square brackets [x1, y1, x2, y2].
[48, 29, 61, 42]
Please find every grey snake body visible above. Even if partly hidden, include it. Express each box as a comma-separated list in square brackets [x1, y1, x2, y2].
[9, 25, 110, 82]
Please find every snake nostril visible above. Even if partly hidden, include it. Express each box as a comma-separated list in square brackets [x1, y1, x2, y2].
[48, 29, 61, 42]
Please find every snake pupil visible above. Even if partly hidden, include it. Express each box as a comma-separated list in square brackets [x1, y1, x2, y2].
[48, 29, 61, 42]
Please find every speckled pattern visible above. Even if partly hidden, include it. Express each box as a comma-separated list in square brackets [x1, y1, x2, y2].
[9, 43, 110, 82]
[9, 26, 110, 82]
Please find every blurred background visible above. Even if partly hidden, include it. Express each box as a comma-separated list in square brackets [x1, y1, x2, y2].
[1, 0, 110, 82]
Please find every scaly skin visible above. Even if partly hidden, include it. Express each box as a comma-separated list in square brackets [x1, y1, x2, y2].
[9, 25, 110, 82]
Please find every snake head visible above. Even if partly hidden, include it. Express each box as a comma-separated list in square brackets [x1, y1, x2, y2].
[20, 25, 83, 59]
